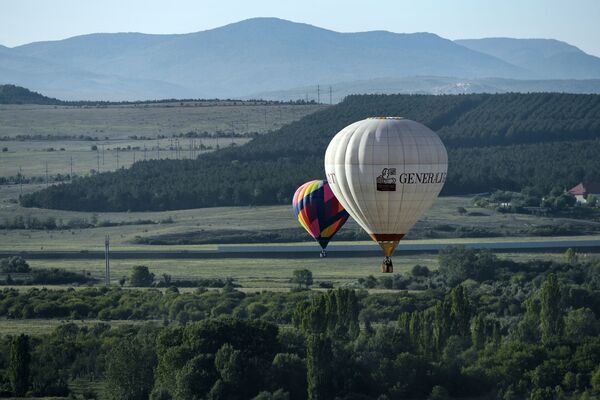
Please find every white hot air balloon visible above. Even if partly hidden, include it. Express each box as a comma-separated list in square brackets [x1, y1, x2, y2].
[324, 117, 448, 273]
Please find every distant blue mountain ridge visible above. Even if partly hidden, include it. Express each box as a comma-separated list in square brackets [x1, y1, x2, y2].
[1, 18, 600, 101]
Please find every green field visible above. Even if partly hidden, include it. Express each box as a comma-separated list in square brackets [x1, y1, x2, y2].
[2, 183, 600, 251]
[0, 102, 326, 139]
[12, 251, 573, 290]
[0, 137, 252, 178]
[0, 102, 325, 178]
[1, 182, 591, 289]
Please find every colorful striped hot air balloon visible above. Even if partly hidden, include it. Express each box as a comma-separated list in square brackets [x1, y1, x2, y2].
[292, 180, 350, 257]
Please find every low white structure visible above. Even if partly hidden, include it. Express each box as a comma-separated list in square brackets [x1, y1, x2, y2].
[568, 182, 600, 204]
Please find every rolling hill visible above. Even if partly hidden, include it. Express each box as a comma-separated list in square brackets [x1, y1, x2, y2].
[4, 18, 600, 100]
[249, 76, 600, 103]
[456, 38, 600, 79]
[21, 93, 600, 211]
[0, 84, 63, 104]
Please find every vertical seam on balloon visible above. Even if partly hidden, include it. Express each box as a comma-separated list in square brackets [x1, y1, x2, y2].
[335, 127, 365, 234]
[346, 122, 372, 234]
[355, 122, 375, 234]
[393, 121, 407, 236]
[372, 120, 383, 235]
[415, 126, 427, 230]
[360, 121, 376, 234]
[385, 120, 391, 233]
[350, 124, 370, 232]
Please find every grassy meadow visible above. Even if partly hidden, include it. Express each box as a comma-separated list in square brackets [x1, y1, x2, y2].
[2, 183, 600, 252]
[1, 180, 597, 290]
[0, 102, 326, 139]
[0, 102, 325, 177]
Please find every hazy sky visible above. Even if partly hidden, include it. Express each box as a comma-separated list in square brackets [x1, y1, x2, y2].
[1, 0, 599, 56]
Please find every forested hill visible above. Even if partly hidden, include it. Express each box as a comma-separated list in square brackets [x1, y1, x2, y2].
[21, 93, 600, 211]
[0, 84, 63, 105]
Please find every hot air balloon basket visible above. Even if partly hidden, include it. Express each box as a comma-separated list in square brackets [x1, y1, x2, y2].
[381, 257, 393, 273]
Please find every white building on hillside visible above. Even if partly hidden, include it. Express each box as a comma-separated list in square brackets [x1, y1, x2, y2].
[568, 182, 600, 204]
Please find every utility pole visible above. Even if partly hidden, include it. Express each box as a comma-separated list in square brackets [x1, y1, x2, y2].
[104, 235, 110, 287]
[45, 161, 48, 187]
[116, 147, 119, 169]
[317, 85, 320, 103]
[70, 156, 74, 179]
[96, 151, 99, 173]
[18, 166, 22, 196]
[133, 150, 136, 164]
[102, 145, 105, 165]
[157, 139, 160, 159]
[144, 144, 147, 160]
[329, 86, 333, 105]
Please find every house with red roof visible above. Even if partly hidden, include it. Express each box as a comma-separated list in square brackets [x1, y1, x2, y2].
[568, 182, 600, 204]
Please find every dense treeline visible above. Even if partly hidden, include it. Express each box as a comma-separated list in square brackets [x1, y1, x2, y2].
[0, 249, 599, 398]
[21, 93, 600, 211]
[0, 83, 316, 106]
[447, 139, 600, 194]
[0, 85, 63, 105]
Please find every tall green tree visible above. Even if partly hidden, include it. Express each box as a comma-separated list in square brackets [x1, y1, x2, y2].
[104, 335, 157, 400]
[9, 334, 30, 397]
[471, 314, 486, 350]
[294, 289, 360, 340]
[540, 273, 563, 343]
[306, 334, 333, 400]
[174, 353, 216, 400]
[450, 285, 471, 337]
[564, 248, 578, 265]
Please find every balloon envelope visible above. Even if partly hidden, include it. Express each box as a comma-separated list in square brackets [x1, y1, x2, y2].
[324, 117, 447, 256]
[292, 180, 350, 250]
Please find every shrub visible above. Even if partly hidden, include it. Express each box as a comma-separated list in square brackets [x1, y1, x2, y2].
[129, 266, 155, 287]
[0, 256, 30, 273]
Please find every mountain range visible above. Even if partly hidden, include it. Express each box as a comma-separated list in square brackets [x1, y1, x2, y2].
[2, 17, 600, 101]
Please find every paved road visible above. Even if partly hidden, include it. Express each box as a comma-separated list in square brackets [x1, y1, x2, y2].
[1, 239, 599, 259]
